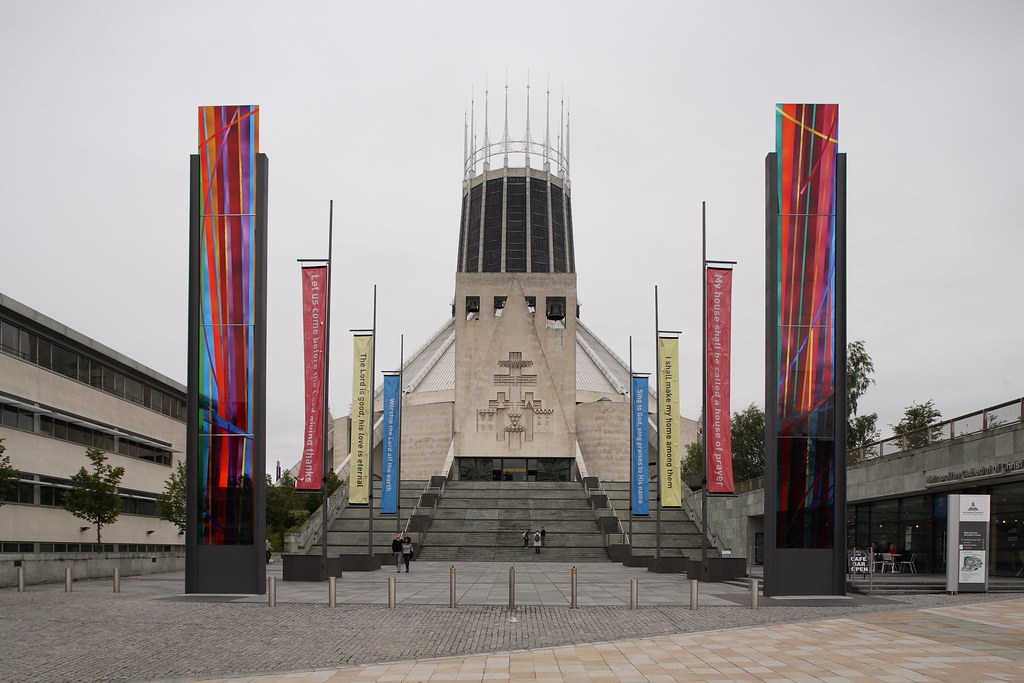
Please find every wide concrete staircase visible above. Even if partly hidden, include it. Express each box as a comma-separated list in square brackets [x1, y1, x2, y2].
[317, 480, 428, 556]
[416, 481, 610, 562]
[602, 481, 712, 561]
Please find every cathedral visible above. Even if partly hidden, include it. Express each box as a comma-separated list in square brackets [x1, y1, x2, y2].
[332, 88, 698, 487]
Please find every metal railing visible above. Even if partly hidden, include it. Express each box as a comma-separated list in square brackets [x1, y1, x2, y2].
[287, 479, 350, 553]
[850, 396, 1023, 463]
[584, 480, 629, 547]
[400, 478, 445, 550]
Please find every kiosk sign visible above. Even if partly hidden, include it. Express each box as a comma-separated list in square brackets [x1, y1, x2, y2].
[946, 494, 990, 593]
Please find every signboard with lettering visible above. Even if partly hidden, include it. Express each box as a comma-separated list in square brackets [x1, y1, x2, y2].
[945, 494, 990, 593]
[847, 549, 871, 575]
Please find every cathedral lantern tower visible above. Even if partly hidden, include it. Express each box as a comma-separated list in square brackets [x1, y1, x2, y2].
[452, 84, 579, 481]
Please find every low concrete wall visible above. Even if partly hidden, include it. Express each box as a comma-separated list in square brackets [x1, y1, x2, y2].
[0, 552, 185, 588]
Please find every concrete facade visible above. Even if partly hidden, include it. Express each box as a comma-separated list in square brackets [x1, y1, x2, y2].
[454, 273, 578, 464]
[0, 293, 186, 551]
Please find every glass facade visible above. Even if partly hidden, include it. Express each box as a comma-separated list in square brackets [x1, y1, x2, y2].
[846, 479, 1024, 576]
[458, 457, 572, 482]
[458, 175, 573, 274]
[1, 317, 186, 421]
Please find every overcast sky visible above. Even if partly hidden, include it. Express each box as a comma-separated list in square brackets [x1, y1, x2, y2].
[2, 1, 1022, 475]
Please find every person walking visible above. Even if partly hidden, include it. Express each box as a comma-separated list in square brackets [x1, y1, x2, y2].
[533, 529, 542, 554]
[402, 536, 414, 572]
[523, 529, 531, 548]
[265, 538, 273, 564]
[391, 533, 403, 572]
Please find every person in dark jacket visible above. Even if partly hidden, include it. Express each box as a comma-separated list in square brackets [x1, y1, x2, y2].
[523, 529, 531, 547]
[391, 533, 403, 572]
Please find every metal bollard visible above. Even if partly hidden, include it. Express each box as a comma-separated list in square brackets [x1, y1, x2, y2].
[570, 566, 578, 609]
[268, 576, 276, 607]
[690, 578, 699, 610]
[750, 578, 759, 610]
[449, 566, 457, 608]
[388, 576, 397, 608]
[629, 578, 639, 609]
[65, 567, 72, 592]
[328, 576, 337, 608]
[508, 566, 515, 609]
[17, 566, 24, 592]
[113, 568, 120, 593]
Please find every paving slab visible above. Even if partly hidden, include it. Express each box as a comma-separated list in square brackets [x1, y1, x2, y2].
[1, 562, 1021, 682]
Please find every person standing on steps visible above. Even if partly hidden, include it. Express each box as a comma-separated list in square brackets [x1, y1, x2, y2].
[523, 529, 531, 548]
[392, 533, 403, 572]
[402, 536, 414, 572]
[540, 527, 546, 546]
[533, 529, 542, 554]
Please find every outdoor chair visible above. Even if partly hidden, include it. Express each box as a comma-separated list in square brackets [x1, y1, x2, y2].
[879, 552, 896, 573]
[898, 553, 917, 573]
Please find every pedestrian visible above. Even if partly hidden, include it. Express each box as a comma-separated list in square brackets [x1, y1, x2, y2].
[392, 533, 403, 572]
[265, 538, 273, 564]
[533, 530, 542, 554]
[540, 527, 546, 546]
[523, 529, 531, 548]
[402, 536, 414, 572]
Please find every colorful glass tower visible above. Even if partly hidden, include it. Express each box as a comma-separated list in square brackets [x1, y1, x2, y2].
[764, 103, 847, 596]
[186, 105, 268, 594]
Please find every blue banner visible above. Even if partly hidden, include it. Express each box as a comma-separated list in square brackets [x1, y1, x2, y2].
[380, 374, 401, 514]
[631, 376, 650, 515]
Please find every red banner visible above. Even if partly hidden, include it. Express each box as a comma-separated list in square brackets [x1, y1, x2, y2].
[296, 266, 327, 490]
[706, 267, 734, 493]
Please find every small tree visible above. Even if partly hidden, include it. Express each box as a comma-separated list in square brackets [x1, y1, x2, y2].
[682, 442, 703, 478]
[893, 400, 943, 449]
[266, 472, 297, 537]
[847, 341, 880, 450]
[157, 461, 187, 533]
[63, 448, 125, 545]
[731, 404, 766, 482]
[0, 439, 18, 507]
[300, 469, 343, 514]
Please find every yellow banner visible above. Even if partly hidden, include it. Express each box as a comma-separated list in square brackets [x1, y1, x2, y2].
[658, 337, 682, 507]
[349, 334, 373, 505]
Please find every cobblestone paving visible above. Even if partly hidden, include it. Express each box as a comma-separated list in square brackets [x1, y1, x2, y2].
[0, 579, 1015, 683]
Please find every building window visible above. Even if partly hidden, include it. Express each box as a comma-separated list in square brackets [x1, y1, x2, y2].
[0, 315, 186, 421]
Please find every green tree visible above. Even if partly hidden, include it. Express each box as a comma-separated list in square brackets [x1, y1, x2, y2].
[893, 400, 943, 449]
[691, 405, 767, 485]
[0, 439, 18, 507]
[731, 403, 766, 482]
[63, 448, 125, 545]
[682, 442, 702, 478]
[266, 472, 297, 536]
[846, 340, 880, 450]
[156, 461, 187, 533]
[300, 470, 343, 514]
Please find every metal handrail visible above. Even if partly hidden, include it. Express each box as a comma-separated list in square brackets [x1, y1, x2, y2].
[681, 485, 725, 553]
[290, 479, 350, 552]
[400, 479, 445, 550]
[851, 396, 1023, 463]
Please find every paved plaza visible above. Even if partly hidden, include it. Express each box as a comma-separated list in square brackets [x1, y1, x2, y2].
[1, 560, 1022, 682]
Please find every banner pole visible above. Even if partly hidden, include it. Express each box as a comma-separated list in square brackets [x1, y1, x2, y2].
[397, 334, 404, 535]
[368, 285, 377, 559]
[701, 201, 708, 569]
[322, 200, 334, 577]
[654, 285, 661, 560]
[628, 337, 633, 549]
